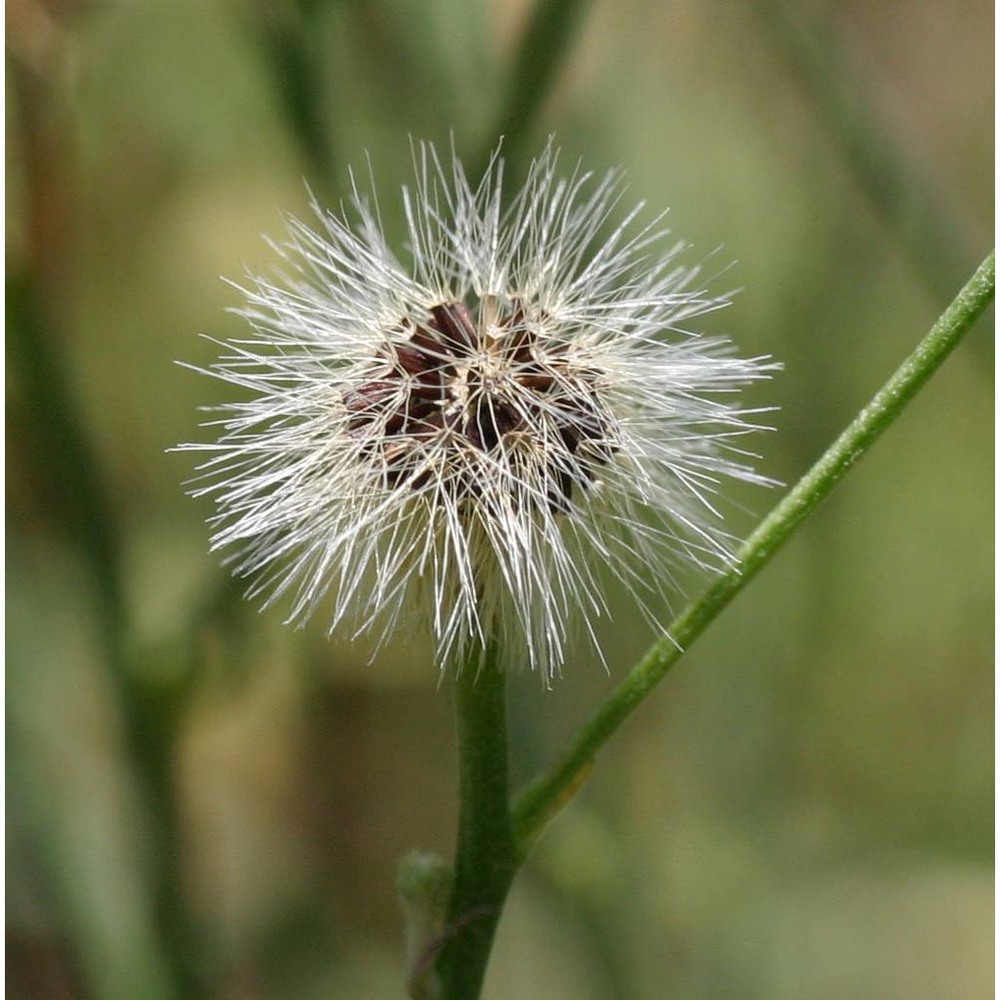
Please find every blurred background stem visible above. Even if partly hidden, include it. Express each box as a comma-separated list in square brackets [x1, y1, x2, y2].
[475, 0, 594, 179]
[750, 0, 978, 306]
[8, 43, 204, 1000]
[513, 249, 995, 847]
[254, 0, 341, 193]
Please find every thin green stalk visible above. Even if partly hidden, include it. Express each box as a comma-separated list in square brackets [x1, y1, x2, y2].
[436, 645, 518, 999]
[474, 0, 594, 178]
[514, 249, 994, 847]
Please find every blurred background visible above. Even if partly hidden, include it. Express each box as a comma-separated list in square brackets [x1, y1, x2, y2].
[6, 0, 994, 997]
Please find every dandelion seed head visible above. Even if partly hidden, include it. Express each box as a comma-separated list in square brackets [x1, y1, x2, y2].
[180, 141, 778, 681]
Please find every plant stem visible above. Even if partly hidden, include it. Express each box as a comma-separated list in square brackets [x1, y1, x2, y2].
[254, 1, 339, 192]
[751, 0, 975, 306]
[9, 56, 204, 998]
[513, 249, 994, 847]
[436, 645, 518, 999]
[474, 0, 594, 179]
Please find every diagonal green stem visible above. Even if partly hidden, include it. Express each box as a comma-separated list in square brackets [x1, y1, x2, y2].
[435, 644, 518, 999]
[513, 249, 994, 847]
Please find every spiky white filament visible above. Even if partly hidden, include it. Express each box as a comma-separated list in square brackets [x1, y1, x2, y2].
[179, 141, 777, 681]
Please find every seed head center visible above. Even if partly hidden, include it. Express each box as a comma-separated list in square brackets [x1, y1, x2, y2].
[344, 298, 614, 511]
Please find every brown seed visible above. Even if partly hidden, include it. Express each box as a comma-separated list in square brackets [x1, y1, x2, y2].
[430, 301, 477, 352]
[342, 296, 614, 511]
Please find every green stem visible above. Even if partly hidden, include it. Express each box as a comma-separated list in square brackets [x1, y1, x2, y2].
[514, 249, 994, 847]
[436, 645, 518, 999]
[475, 0, 594, 179]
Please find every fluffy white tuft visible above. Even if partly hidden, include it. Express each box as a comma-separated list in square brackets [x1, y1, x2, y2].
[179, 141, 778, 681]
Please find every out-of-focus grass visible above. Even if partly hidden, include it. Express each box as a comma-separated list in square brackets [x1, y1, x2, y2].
[6, 1, 992, 998]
